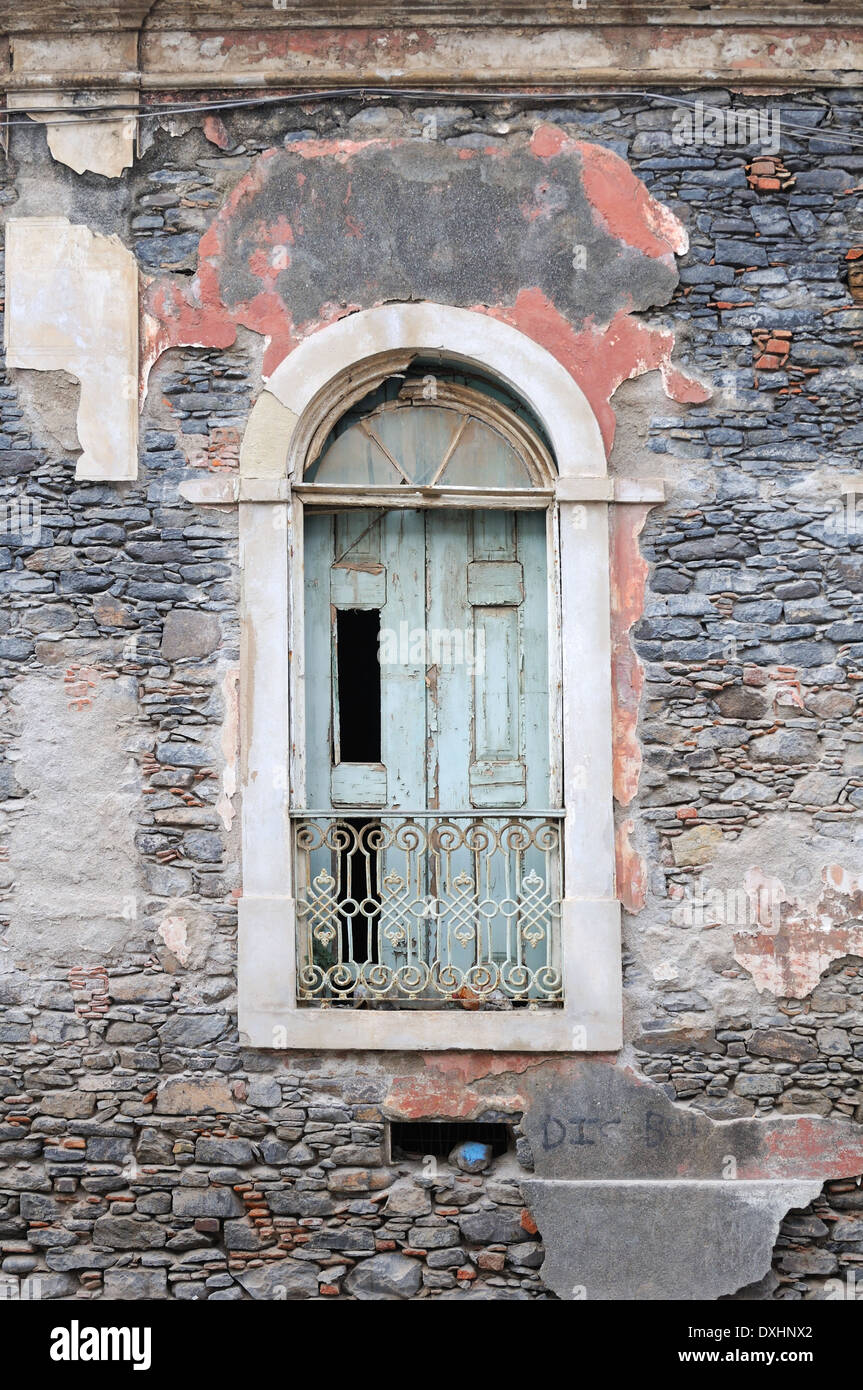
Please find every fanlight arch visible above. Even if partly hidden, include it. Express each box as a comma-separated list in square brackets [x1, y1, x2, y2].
[238, 302, 607, 485]
[303, 370, 556, 493]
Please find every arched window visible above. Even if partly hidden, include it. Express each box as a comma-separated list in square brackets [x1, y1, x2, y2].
[236, 305, 622, 1052]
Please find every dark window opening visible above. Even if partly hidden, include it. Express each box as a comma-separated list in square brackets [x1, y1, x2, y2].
[337, 817, 380, 967]
[390, 1121, 511, 1160]
[336, 608, 381, 762]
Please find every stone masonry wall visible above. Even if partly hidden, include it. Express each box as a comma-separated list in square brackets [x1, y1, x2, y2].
[2, 90, 863, 1298]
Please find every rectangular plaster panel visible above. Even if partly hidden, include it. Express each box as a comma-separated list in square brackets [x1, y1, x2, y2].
[9, 33, 139, 74]
[522, 1179, 824, 1301]
[3, 671, 142, 964]
[4, 217, 139, 481]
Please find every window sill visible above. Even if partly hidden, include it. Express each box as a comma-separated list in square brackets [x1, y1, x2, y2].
[238, 894, 622, 1052]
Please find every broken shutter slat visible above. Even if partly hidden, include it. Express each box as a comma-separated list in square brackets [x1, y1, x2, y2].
[330, 567, 386, 607]
[469, 761, 528, 807]
[331, 762, 387, 807]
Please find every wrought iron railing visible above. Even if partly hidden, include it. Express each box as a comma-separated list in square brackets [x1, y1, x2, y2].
[292, 812, 564, 1007]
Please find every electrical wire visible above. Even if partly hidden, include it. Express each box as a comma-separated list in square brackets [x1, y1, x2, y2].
[1, 85, 863, 152]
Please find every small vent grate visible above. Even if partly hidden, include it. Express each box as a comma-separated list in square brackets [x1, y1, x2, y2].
[390, 1121, 511, 1159]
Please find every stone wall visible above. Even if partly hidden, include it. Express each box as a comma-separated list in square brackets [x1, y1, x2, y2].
[2, 90, 863, 1299]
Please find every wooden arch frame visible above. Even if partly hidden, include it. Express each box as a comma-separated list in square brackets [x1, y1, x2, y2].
[300, 374, 558, 497]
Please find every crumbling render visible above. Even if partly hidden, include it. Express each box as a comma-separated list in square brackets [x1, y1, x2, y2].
[4, 218, 139, 480]
[6, 91, 138, 178]
[734, 865, 863, 999]
[385, 1055, 863, 1300]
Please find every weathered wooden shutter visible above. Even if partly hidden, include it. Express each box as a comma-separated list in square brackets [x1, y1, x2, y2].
[305, 508, 549, 815]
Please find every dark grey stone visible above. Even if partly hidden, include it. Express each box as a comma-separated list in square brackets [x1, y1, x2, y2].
[457, 1210, 525, 1245]
[195, 1138, 255, 1165]
[159, 1014, 227, 1047]
[92, 1215, 168, 1250]
[236, 1259, 319, 1300]
[344, 1253, 423, 1301]
[172, 1187, 244, 1218]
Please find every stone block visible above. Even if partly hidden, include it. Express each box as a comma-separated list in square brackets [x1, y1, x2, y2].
[160, 610, 221, 661]
[155, 1078, 236, 1115]
[237, 1259, 318, 1300]
[92, 1215, 167, 1250]
[344, 1253, 422, 1301]
[102, 1268, 169, 1300]
[671, 824, 724, 866]
[194, 1138, 255, 1166]
[171, 1187, 244, 1218]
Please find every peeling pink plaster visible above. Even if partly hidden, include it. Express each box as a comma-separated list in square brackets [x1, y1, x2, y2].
[480, 289, 709, 455]
[610, 504, 651, 808]
[158, 912, 190, 966]
[754, 1116, 863, 1180]
[384, 1052, 582, 1119]
[615, 818, 647, 913]
[203, 115, 230, 150]
[734, 865, 863, 998]
[607, 504, 653, 913]
[530, 124, 689, 264]
[384, 1073, 528, 1121]
[285, 136, 389, 162]
[429, 1052, 569, 1084]
[381, 1047, 634, 1121]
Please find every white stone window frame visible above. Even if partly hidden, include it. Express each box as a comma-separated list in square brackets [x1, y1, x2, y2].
[237, 303, 633, 1052]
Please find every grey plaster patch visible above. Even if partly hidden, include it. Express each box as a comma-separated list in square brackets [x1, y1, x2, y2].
[520, 1060, 863, 1181]
[5, 671, 142, 960]
[522, 1061, 759, 1180]
[216, 138, 677, 327]
[522, 1178, 822, 1301]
